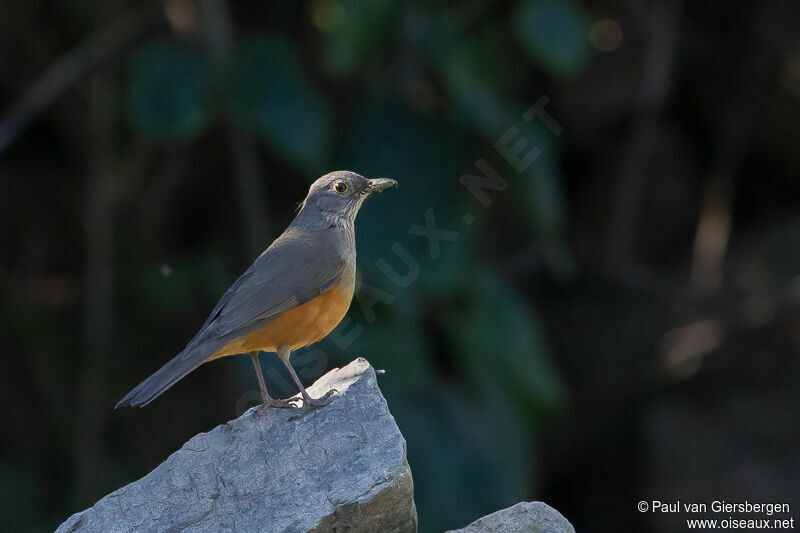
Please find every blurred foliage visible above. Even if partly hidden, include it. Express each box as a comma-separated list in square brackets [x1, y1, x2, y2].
[512, 0, 591, 77]
[3, 0, 800, 532]
[226, 36, 332, 173]
[127, 41, 210, 140]
[416, 11, 575, 279]
[319, 0, 399, 76]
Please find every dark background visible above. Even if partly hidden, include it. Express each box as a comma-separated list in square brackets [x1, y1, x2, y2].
[2, 0, 800, 531]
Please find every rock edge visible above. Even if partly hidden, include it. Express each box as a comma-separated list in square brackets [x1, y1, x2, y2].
[57, 358, 417, 533]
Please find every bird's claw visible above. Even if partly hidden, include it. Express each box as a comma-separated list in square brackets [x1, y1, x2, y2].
[261, 397, 301, 409]
[287, 389, 338, 421]
[303, 388, 337, 407]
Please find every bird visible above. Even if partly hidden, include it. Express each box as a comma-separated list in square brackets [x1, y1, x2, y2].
[116, 171, 397, 410]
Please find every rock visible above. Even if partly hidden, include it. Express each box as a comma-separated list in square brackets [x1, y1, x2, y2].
[57, 358, 417, 533]
[446, 501, 575, 533]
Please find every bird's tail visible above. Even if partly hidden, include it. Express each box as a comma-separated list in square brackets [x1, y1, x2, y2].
[115, 345, 212, 408]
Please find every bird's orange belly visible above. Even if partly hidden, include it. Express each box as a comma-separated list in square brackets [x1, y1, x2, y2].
[208, 280, 354, 360]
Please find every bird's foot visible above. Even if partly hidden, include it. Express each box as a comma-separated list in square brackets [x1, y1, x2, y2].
[302, 388, 337, 407]
[287, 389, 337, 421]
[261, 397, 301, 410]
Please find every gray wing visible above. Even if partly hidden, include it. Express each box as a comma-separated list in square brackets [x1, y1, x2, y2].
[116, 227, 345, 408]
[197, 230, 346, 344]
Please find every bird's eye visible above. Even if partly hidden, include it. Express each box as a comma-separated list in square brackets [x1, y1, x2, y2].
[333, 181, 348, 194]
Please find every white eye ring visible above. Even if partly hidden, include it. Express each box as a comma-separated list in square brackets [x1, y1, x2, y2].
[334, 181, 348, 194]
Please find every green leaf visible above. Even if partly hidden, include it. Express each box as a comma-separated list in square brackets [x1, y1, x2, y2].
[515, 127, 576, 281]
[319, 0, 398, 76]
[126, 41, 210, 141]
[442, 267, 567, 412]
[512, 0, 591, 78]
[225, 35, 332, 174]
[337, 97, 473, 296]
[420, 25, 576, 279]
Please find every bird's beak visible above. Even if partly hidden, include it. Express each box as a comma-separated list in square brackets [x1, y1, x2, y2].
[366, 178, 397, 193]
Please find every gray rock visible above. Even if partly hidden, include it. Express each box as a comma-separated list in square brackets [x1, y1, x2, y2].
[58, 358, 417, 533]
[446, 501, 575, 533]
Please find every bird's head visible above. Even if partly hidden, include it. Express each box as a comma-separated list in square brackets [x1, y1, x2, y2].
[296, 171, 397, 228]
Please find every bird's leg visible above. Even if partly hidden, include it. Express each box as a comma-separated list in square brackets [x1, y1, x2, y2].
[250, 352, 299, 409]
[277, 346, 336, 408]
